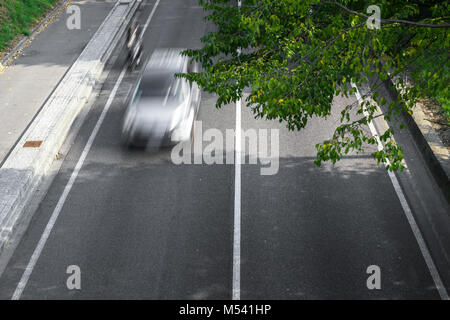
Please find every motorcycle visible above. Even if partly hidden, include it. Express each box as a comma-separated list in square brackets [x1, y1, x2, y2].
[126, 20, 143, 70]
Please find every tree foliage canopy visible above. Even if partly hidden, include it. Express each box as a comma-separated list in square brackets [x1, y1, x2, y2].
[181, 0, 450, 170]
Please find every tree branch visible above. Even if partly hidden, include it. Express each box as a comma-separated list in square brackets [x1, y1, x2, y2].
[321, 1, 450, 28]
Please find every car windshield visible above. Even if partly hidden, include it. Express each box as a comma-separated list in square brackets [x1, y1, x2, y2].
[141, 73, 177, 98]
[131, 71, 187, 107]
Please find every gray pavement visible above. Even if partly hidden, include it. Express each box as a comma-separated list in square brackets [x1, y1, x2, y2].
[0, 0, 448, 300]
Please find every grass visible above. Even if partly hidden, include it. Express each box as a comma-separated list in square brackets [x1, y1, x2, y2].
[0, 0, 60, 52]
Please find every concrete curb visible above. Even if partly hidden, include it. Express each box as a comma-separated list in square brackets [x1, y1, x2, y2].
[0, 0, 73, 72]
[0, 0, 140, 254]
[382, 78, 450, 203]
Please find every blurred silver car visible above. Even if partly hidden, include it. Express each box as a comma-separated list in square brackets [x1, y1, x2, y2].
[121, 48, 201, 147]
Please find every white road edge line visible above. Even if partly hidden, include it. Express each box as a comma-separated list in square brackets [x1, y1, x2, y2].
[11, 0, 161, 300]
[233, 98, 242, 301]
[232, 0, 242, 301]
[351, 82, 449, 300]
[140, 0, 160, 41]
[11, 67, 127, 300]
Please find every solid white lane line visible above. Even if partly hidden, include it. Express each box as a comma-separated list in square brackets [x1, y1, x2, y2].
[140, 0, 160, 40]
[232, 0, 242, 301]
[12, 67, 127, 300]
[352, 83, 449, 300]
[233, 98, 242, 301]
[12, 0, 161, 300]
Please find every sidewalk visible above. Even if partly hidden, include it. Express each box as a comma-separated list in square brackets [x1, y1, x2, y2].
[0, 0, 115, 164]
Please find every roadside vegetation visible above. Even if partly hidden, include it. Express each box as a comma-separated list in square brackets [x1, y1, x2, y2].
[414, 52, 450, 122]
[414, 50, 450, 147]
[0, 0, 60, 52]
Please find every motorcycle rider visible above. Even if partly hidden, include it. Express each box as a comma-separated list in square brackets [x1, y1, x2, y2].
[126, 17, 143, 70]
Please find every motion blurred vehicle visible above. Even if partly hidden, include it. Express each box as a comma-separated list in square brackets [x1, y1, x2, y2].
[121, 48, 201, 148]
[126, 18, 143, 70]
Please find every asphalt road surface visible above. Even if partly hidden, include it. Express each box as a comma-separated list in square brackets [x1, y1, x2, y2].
[0, 0, 449, 299]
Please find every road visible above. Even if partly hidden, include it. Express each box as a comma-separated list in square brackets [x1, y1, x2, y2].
[0, 0, 449, 299]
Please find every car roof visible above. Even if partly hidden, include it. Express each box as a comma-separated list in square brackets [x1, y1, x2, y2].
[144, 48, 187, 74]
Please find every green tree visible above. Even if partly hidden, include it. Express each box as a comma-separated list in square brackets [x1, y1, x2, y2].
[181, 0, 450, 170]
